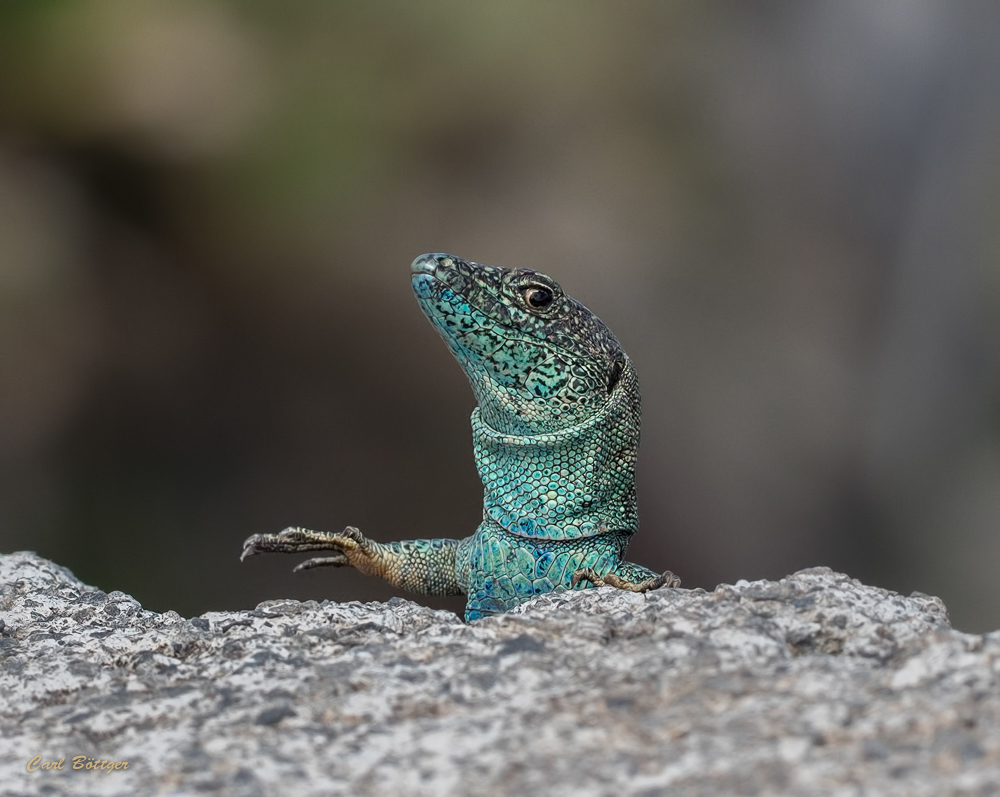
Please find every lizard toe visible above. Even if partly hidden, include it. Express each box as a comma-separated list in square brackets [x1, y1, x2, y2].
[294, 554, 350, 572]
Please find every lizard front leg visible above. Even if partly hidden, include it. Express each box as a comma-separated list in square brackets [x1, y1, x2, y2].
[241, 526, 466, 597]
[571, 560, 681, 592]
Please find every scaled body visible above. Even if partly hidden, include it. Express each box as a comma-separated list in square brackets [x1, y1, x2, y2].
[243, 254, 677, 620]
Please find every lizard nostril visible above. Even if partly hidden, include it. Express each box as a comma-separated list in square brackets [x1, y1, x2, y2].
[410, 253, 445, 275]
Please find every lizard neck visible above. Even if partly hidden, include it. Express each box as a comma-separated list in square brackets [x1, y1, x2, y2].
[471, 358, 640, 541]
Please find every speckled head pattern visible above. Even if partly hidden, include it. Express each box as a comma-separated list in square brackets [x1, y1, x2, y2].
[410, 253, 630, 436]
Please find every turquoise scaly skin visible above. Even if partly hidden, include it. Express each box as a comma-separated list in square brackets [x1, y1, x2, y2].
[242, 254, 678, 621]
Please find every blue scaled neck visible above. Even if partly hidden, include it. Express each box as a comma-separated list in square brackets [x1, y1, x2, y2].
[470, 358, 640, 541]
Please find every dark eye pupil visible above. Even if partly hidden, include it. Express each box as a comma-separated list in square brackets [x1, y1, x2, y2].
[526, 288, 553, 308]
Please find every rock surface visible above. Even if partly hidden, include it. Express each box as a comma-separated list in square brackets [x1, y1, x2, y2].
[1, 552, 998, 796]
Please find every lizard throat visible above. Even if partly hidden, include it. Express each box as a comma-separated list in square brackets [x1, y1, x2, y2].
[471, 357, 640, 541]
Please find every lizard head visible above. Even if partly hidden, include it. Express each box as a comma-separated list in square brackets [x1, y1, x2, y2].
[411, 253, 633, 435]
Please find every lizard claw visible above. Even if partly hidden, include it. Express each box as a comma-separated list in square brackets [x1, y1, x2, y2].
[646, 570, 681, 590]
[240, 533, 266, 561]
[241, 528, 280, 559]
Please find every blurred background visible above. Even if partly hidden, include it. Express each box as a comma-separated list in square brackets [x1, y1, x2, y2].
[1, 1, 999, 630]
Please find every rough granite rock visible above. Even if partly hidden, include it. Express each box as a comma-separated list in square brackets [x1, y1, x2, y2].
[1, 552, 998, 796]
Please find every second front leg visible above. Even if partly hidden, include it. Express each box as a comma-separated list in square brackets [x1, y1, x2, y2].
[571, 559, 681, 592]
[241, 526, 466, 597]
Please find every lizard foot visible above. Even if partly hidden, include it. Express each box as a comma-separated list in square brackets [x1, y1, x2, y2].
[241, 526, 463, 595]
[571, 567, 681, 592]
[241, 525, 366, 562]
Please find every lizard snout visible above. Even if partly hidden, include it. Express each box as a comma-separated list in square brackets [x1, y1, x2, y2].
[410, 253, 452, 275]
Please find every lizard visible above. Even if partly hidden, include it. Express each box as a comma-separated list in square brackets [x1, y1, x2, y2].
[241, 253, 679, 621]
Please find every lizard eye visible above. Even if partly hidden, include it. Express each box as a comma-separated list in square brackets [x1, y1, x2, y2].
[524, 286, 554, 310]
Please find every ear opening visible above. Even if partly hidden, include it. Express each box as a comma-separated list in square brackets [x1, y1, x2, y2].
[607, 357, 624, 394]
